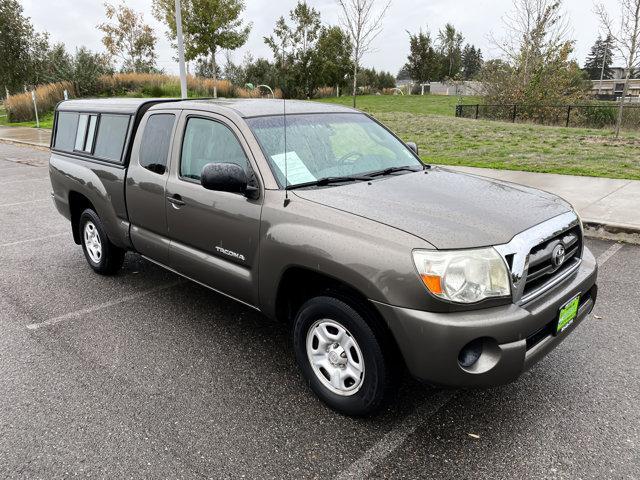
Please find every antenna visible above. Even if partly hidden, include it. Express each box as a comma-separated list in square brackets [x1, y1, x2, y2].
[283, 95, 290, 207]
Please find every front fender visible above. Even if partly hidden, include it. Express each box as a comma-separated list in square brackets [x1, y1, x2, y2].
[257, 192, 434, 318]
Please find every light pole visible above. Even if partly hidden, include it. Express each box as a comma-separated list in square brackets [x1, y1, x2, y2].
[175, 0, 188, 99]
[598, 43, 608, 95]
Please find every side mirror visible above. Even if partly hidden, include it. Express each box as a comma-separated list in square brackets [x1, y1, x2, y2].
[201, 162, 248, 194]
[406, 142, 419, 155]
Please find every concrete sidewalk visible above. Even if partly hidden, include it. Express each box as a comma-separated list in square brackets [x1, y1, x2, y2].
[0, 124, 638, 236]
[0, 126, 51, 148]
[449, 166, 640, 236]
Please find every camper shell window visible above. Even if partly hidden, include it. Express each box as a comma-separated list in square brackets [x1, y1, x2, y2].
[53, 111, 131, 164]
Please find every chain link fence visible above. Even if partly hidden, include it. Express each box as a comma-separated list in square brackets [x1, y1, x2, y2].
[455, 103, 640, 130]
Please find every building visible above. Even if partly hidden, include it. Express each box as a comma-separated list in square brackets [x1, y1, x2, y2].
[395, 80, 485, 96]
[591, 78, 640, 99]
[590, 67, 640, 99]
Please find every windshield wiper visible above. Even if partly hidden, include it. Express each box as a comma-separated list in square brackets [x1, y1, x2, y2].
[367, 165, 425, 178]
[286, 175, 372, 190]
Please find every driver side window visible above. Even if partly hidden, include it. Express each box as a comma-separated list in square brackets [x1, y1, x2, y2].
[180, 117, 249, 182]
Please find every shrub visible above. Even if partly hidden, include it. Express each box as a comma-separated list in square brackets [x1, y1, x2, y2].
[575, 105, 617, 128]
[313, 86, 336, 98]
[4, 81, 76, 122]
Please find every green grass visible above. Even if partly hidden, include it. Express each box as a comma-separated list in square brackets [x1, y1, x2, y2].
[316, 95, 640, 180]
[317, 94, 480, 116]
[0, 108, 54, 129]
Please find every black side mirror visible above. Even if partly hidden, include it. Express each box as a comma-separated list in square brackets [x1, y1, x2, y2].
[201, 162, 249, 194]
[406, 142, 419, 155]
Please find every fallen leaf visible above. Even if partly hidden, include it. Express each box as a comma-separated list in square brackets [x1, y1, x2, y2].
[467, 433, 480, 439]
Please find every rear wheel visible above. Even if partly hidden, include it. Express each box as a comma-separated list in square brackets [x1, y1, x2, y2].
[293, 296, 396, 416]
[79, 209, 124, 275]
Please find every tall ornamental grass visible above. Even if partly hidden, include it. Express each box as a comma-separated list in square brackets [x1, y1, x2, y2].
[4, 82, 76, 123]
[96, 73, 236, 98]
[3, 73, 284, 124]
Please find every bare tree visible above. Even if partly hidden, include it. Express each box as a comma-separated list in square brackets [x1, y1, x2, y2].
[490, 0, 571, 87]
[337, 0, 391, 107]
[596, 0, 640, 137]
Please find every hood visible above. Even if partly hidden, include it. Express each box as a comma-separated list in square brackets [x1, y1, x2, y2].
[293, 167, 572, 249]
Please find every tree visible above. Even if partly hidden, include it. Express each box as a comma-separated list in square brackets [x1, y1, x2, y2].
[218, 50, 243, 84]
[195, 55, 222, 79]
[485, 0, 587, 113]
[153, 0, 251, 97]
[30, 37, 74, 86]
[98, 2, 157, 73]
[404, 30, 438, 84]
[584, 35, 614, 81]
[491, 0, 571, 87]
[311, 26, 353, 94]
[245, 58, 278, 89]
[0, 0, 34, 93]
[396, 65, 411, 81]
[265, 1, 322, 98]
[461, 44, 483, 80]
[337, 0, 391, 107]
[596, 0, 640, 136]
[71, 47, 114, 96]
[437, 23, 464, 78]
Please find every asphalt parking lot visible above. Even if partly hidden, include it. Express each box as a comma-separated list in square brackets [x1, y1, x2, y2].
[0, 141, 638, 479]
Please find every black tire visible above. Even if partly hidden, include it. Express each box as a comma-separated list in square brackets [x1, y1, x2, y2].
[78, 209, 125, 275]
[293, 296, 397, 416]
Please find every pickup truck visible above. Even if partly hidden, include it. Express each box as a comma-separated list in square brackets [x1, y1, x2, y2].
[49, 98, 598, 416]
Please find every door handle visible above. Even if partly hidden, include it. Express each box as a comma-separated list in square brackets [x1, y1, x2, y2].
[167, 194, 186, 207]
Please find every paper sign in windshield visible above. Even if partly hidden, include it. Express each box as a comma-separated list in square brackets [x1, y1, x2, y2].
[271, 151, 317, 185]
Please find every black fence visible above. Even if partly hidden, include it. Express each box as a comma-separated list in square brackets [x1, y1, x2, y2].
[455, 103, 640, 130]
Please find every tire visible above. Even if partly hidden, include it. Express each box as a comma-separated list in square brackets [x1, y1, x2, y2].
[293, 296, 397, 416]
[79, 209, 125, 275]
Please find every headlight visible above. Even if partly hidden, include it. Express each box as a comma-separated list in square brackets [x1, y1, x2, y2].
[412, 248, 511, 303]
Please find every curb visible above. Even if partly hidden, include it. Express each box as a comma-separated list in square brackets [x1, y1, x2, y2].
[583, 220, 640, 245]
[0, 138, 50, 149]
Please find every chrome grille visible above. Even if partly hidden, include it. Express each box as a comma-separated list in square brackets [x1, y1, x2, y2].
[493, 212, 583, 305]
[521, 226, 583, 301]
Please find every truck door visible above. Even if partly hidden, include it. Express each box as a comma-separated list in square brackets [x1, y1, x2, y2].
[165, 111, 263, 307]
[126, 111, 177, 264]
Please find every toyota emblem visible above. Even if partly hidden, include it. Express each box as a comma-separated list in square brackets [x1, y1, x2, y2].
[552, 244, 566, 268]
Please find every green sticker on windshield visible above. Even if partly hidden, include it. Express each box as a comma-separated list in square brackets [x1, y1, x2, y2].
[557, 295, 580, 333]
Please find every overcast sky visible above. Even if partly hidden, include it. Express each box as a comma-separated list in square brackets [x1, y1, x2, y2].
[21, 0, 622, 75]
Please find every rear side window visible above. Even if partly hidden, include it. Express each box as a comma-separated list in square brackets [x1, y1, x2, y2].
[74, 114, 98, 153]
[180, 117, 248, 182]
[54, 112, 78, 151]
[94, 114, 130, 162]
[139, 114, 176, 175]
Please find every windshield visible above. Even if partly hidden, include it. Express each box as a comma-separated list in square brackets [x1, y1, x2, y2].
[246, 113, 422, 188]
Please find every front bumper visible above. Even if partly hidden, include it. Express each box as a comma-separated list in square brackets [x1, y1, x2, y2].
[375, 246, 598, 387]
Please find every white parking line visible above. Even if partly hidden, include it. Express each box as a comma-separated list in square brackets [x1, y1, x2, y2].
[0, 198, 48, 207]
[0, 232, 68, 248]
[26, 281, 183, 330]
[335, 391, 455, 480]
[597, 243, 623, 266]
[0, 177, 48, 185]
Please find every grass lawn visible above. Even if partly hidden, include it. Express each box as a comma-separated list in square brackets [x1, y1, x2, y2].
[317, 94, 480, 116]
[318, 95, 640, 180]
[0, 107, 54, 129]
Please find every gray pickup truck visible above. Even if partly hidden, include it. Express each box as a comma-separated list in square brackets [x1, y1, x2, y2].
[49, 98, 598, 416]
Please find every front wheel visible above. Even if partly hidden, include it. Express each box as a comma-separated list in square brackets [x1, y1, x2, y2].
[293, 296, 396, 416]
[79, 209, 125, 275]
